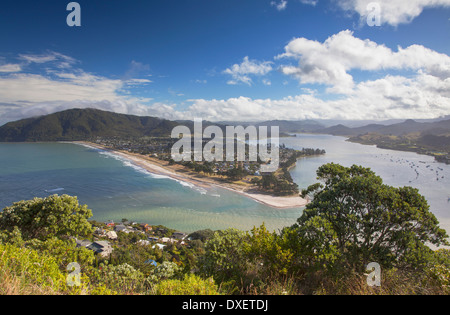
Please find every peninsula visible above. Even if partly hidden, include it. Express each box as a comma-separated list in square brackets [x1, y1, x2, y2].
[75, 141, 312, 209]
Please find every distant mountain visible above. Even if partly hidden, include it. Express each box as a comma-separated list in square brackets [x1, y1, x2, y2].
[218, 120, 325, 133]
[0, 108, 180, 142]
[2, 108, 449, 143]
[255, 120, 325, 133]
[315, 119, 450, 137]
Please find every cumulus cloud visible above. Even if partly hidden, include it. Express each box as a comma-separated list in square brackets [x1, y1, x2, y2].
[0, 53, 155, 125]
[277, 30, 450, 94]
[337, 0, 450, 26]
[223, 56, 273, 85]
[154, 31, 450, 122]
[152, 72, 450, 122]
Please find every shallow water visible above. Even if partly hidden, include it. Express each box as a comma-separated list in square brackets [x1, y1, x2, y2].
[0, 137, 449, 234]
[0, 142, 302, 233]
[282, 134, 450, 234]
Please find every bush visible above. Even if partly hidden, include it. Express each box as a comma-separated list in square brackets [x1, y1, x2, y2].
[0, 195, 94, 241]
[147, 261, 181, 282]
[155, 274, 221, 295]
[90, 263, 147, 294]
[0, 243, 67, 294]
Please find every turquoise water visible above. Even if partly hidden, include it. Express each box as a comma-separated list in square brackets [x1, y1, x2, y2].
[282, 134, 450, 234]
[0, 137, 449, 234]
[0, 142, 303, 233]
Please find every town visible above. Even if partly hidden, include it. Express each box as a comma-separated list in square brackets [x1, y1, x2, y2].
[88, 135, 326, 197]
[75, 218, 201, 271]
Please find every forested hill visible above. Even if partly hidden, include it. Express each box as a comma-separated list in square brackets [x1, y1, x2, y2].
[315, 119, 450, 137]
[0, 108, 180, 142]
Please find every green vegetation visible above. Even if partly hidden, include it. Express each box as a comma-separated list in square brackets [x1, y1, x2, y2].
[1, 164, 450, 295]
[0, 108, 179, 142]
[349, 133, 450, 164]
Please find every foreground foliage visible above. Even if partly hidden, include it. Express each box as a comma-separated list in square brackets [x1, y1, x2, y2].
[1, 164, 450, 295]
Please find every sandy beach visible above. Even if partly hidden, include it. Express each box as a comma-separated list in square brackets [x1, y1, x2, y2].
[74, 141, 309, 209]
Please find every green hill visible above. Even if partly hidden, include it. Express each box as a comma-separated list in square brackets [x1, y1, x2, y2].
[0, 108, 180, 142]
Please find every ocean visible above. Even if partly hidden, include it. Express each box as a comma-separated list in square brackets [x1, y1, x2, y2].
[0, 142, 302, 233]
[0, 135, 449, 234]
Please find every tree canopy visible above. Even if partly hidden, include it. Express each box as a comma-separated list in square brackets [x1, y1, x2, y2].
[0, 194, 94, 241]
[297, 163, 449, 271]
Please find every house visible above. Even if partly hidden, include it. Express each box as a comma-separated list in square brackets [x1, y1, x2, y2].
[152, 244, 166, 250]
[75, 239, 92, 248]
[140, 223, 152, 232]
[137, 239, 151, 246]
[161, 237, 176, 243]
[105, 220, 115, 228]
[172, 232, 187, 240]
[76, 240, 113, 258]
[106, 231, 118, 240]
[94, 228, 107, 237]
[114, 225, 129, 233]
[87, 241, 113, 258]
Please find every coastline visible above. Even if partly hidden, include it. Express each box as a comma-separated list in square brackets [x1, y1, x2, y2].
[73, 141, 309, 209]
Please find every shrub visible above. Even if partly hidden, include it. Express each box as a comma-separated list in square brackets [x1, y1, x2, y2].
[0, 243, 67, 294]
[155, 274, 221, 295]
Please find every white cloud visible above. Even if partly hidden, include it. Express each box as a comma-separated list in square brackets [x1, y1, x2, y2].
[300, 0, 318, 6]
[19, 51, 77, 67]
[152, 71, 449, 122]
[0, 64, 22, 73]
[277, 30, 450, 94]
[125, 78, 153, 86]
[0, 73, 123, 105]
[224, 56, 273, 86]
[337, 0, 450, 26]
[0, 53, 155, 125]
[151, 31, 450, 122]
[271, 0, 288, 11]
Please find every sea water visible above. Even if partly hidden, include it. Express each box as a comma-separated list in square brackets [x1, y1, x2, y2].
[0, 137, 449, 234]
[0, 142, 301, 233]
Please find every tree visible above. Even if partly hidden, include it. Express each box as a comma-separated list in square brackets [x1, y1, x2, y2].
[200, 228, 249, 283]
[244, 224, 294, 276]
[296, 163, 449, 272]
[0, 194, 94, 241]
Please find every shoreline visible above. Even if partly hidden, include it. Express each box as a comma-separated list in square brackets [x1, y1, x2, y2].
[73, 141, 309, 209]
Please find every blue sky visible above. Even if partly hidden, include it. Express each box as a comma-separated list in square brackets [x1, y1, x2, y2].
[0, 0, 449, 124]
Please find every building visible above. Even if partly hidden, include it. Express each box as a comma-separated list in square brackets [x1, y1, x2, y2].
[140, 223, 152, 232]
[87, 241, 113, 258]
[172, 232, 187, 240]
[105, 220, 115, 227]
[152, 243, 166, 250]
[76, 239, 113, 258]
[114, 225, 130, 233]
[106, 231, 118, 240]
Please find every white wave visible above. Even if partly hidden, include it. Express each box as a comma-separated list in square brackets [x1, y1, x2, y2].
[45, 188, 65, 193]
[94, 149, 209, 195]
